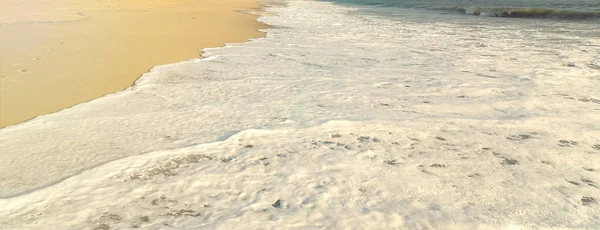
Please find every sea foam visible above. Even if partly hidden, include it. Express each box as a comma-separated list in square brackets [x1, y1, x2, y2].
[1, 0, 599, 228]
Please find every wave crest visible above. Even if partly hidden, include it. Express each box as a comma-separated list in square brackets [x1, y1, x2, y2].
[436, 6, 600, 19]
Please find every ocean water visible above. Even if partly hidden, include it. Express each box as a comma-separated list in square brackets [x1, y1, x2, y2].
[1, 0, 599, 228]
[322, 0, 600, 44]
[325, 0, 600, 19]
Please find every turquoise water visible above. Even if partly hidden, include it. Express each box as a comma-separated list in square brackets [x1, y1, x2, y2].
[324, 0, 600, 19]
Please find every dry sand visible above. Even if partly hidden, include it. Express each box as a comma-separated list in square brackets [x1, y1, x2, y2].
[0, 0, 267, 127]
[0, 0, 599, 228]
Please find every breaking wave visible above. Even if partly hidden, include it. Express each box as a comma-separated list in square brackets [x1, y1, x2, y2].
[322, 0, 600, 20]
[435, 6, 600, 19]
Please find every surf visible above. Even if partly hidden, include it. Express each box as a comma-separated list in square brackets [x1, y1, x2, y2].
[435, 6, 600, 20]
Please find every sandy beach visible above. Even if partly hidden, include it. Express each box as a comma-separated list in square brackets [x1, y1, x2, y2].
[0, 0, 267, 127]
[0, 0, 599, 229]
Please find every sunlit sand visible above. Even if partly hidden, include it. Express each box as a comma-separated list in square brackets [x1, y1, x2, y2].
[0, 0, 267, 127]
[0, 0, 598, 228]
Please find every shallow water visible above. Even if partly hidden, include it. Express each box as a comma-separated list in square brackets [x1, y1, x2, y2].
[328, 0, 600, 9]
[1, 0, 599, 228]
[325, 0, 600, 19]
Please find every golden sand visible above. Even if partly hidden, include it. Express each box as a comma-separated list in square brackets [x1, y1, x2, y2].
[0, 0, 268, 127]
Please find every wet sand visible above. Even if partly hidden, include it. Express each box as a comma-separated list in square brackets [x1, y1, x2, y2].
[0, 0, 267, 128]
[0, 1, 599, 228]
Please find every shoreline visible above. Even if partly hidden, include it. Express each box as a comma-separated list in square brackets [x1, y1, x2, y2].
[1, 0, 599, 228]
[0, 0, 285, 199]
[0, 0, 269, 128]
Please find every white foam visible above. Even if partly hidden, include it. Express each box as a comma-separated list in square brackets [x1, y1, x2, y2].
[1, 0, 599, 228]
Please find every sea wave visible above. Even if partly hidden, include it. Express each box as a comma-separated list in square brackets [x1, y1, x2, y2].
[322, 0, 600, 20]
[434, 6, 600, 19]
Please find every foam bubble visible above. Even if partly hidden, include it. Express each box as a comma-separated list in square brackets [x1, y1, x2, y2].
[1, 1, 599, 228]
